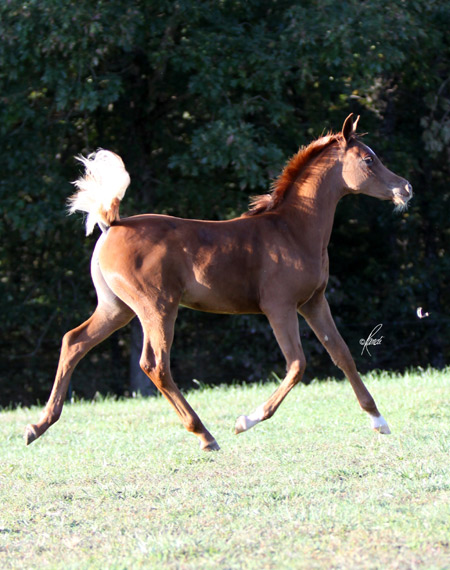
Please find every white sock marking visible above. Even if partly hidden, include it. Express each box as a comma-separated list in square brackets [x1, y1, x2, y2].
[370, 413, 391, 434]
[235, 405, 265, 433]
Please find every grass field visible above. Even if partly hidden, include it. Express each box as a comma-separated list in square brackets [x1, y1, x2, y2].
[1, 369, 449, 569]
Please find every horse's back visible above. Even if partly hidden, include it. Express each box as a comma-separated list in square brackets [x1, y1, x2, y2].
[96, 214, 263, 313]
[97, 212, 321, 315]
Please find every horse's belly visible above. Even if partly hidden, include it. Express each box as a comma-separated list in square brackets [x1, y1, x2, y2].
[180, 283, 261, 315]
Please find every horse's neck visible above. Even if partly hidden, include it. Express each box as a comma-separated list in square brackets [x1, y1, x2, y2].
[281, 164, 343, 252]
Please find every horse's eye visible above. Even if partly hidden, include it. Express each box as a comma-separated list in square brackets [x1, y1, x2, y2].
[363, 156, 374, 166]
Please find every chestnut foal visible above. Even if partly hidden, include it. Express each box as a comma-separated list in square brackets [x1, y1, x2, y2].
[25, 114, 412, 451]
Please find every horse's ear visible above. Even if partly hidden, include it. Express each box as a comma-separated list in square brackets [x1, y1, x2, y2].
[342, 113, 360, 142]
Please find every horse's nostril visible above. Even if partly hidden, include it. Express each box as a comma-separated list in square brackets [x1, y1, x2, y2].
[406, 182, 413, 195]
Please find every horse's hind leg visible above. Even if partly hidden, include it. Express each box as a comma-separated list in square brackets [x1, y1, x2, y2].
[235, 307, 306, 434]
[299, 291, 390, 434]
[25, 300, 134, 445]
[138, 308, 219, 451]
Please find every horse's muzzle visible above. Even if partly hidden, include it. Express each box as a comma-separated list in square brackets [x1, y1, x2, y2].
[392, 181, 413, 208]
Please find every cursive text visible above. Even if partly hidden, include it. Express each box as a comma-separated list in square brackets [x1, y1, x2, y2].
[359, 324, 384, 356]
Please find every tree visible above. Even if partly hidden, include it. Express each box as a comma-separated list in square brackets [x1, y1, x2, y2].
[1, 0, 449, 406]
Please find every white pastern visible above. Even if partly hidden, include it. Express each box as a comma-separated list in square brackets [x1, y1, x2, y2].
[235, 405, 265, 434]
[370, 413, 391, 434]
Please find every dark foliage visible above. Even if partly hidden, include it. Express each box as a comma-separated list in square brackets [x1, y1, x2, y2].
[1, 0, 449, 406]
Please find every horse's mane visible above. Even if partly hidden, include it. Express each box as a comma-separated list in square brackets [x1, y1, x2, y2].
[244, 132, 343, 216]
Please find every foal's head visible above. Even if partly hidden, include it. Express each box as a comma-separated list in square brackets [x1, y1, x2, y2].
[339, 114, 412, 210]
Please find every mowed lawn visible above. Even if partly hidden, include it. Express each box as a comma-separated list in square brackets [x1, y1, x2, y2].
[0, 369, 449, 569]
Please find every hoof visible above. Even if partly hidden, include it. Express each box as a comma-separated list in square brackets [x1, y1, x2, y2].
[24, 424, 38, 446]
[235, 405, 265, 434]
[200, 440, 220, 452]
[370, 414, 391, 435]
[235, 415, 248, 434]
[235, 410, 263, 434]
[373, 424, 391, 435]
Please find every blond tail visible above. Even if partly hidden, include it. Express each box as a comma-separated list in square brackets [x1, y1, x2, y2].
[68, 149, 130, 235]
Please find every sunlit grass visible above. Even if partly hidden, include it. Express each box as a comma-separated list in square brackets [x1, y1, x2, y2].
[1, 369, 449, 569]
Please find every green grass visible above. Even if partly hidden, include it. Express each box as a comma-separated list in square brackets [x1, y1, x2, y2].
[1, 369, 449, 569]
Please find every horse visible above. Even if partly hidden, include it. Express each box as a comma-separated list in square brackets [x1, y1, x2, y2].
[25, 114, 412, 451]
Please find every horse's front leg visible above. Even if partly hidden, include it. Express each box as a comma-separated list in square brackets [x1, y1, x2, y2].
[299, 291, 391, 434]
[235, 307, 306, 434]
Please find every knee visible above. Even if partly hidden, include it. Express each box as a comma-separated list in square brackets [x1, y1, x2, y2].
[331, 346, 354, 372]
[290, 358, 306, 380]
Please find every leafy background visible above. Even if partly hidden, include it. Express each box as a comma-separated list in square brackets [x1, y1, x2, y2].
[1, 0, 449, 406]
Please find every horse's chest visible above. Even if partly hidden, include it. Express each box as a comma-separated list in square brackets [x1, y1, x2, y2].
[257, 253, 324, 306]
